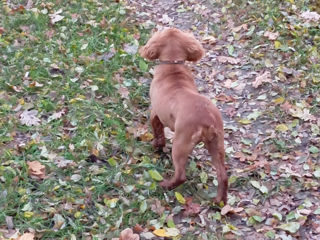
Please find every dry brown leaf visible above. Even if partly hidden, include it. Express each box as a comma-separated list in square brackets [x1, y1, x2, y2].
[234, 152, 247, 162]
[184, 197, 201, 216]
[202, 35, 217, 45]
[151, 199, 165, 215]
[119, 228, 139, 240]
[126, 124, 148, 139]
[252, 71, 272, 88]
[217, 56, 241, 65]
[232, 24, 248, 32]
[133, 224, 144, 234]
[119, 86, 130, 99]
[221, 204, 233, 215]
[27, 161, 46, 179]
[18, 232, 35, 240]
[264, 31, 279, 40]
[215, 94, 236, 103]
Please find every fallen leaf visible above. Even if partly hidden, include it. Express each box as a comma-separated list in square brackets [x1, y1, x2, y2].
[29, 81, 44, 88]
[238, 118, 251, 125]
[20, 110, 41, 126]
[18, 232, 34, 240]
[119, 86, 130, 99]
[274, 41, 281, 49]
[276, 124, 289, 132]
[6, 83, 23, 92]
[215, 94, 236, 103]
[48, 109, 66, 122]
[151, 199, 165, 215]
[175, 192, 186, 204]
[274, 96, 285, 104]
[148, 170, 163, 181]
[153, 229, 168, 237]
[140, 132, 154, 142]
[124, 43, 139, 55]
[49, 9, 65, 24]
[160, 14, 173, 25]
[217, 56, 241, 64]
[153, 228, 179, 237]
[289, 107, 315, 121]
[221, 204, 233, 216]
[264, 31, 279, 40]
[277, 222, 300, 234]
[252, 71, 272, 88]
[52, 213, 65, 230]
[119, 228, 140, 240]
[133, 224, 144, 234]
[27, 161, 46, 179]
[184, 197, 201, 216]
[300, 11, 320, 22]
[202, 35, 217, 45]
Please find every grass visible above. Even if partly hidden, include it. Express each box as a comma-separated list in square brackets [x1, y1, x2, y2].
[0, 1, 162, 238]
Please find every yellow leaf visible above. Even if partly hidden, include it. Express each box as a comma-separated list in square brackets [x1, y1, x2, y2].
[23, 211, 34, 219]
[140, 132, 154, 142]
[312, 77, 320, 83]
[273, 97, 285, 104]
[276, 124, 289, 132]
[175, 192, 186, 204]
[274, 41, 281, 49]
[92, 148, 99, 156]
[238, 119, 251, 125]
[153, 229, 170, 237]
[74, 211, 82, 218]
[95, 78, 105, 82]
[105, 198, 119, 208]
[19, 98, 25, 105]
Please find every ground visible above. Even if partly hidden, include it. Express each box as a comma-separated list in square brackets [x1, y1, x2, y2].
[0, 0, 319, 239]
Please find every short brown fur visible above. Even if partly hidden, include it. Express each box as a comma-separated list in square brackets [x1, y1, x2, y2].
[140, 28, 228, 204]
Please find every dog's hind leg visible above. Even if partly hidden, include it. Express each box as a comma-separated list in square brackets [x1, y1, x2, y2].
[151, 111, 165, 149]
[160, 131, 194, 190]
[205, 133, 228, 204]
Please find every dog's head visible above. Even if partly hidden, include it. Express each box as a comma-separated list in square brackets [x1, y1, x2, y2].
[139, 28, 204, 62]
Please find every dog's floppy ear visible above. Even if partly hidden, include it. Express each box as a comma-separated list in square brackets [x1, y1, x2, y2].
[139, 31, 161, 60]
[139, 44, 160, 60]
[185, 33, 205, 62]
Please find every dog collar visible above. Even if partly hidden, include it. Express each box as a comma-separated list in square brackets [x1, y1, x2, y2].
[157, 60, 185, 65]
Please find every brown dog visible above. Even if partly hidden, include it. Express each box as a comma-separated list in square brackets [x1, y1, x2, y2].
[140, 28, 228, 204]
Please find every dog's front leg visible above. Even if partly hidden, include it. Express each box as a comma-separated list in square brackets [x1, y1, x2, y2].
[160, 135, 193, 190]
[150, 111, 165, 150]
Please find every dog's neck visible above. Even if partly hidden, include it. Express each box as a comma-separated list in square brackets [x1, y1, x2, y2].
[156, 60, 185, 65]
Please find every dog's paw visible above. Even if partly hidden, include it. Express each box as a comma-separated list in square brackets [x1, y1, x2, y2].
[160, 177, 185, 190]
[159, 179, 173, 190]
[213, 195, 227, 206]
[152, 138, 165, 150]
